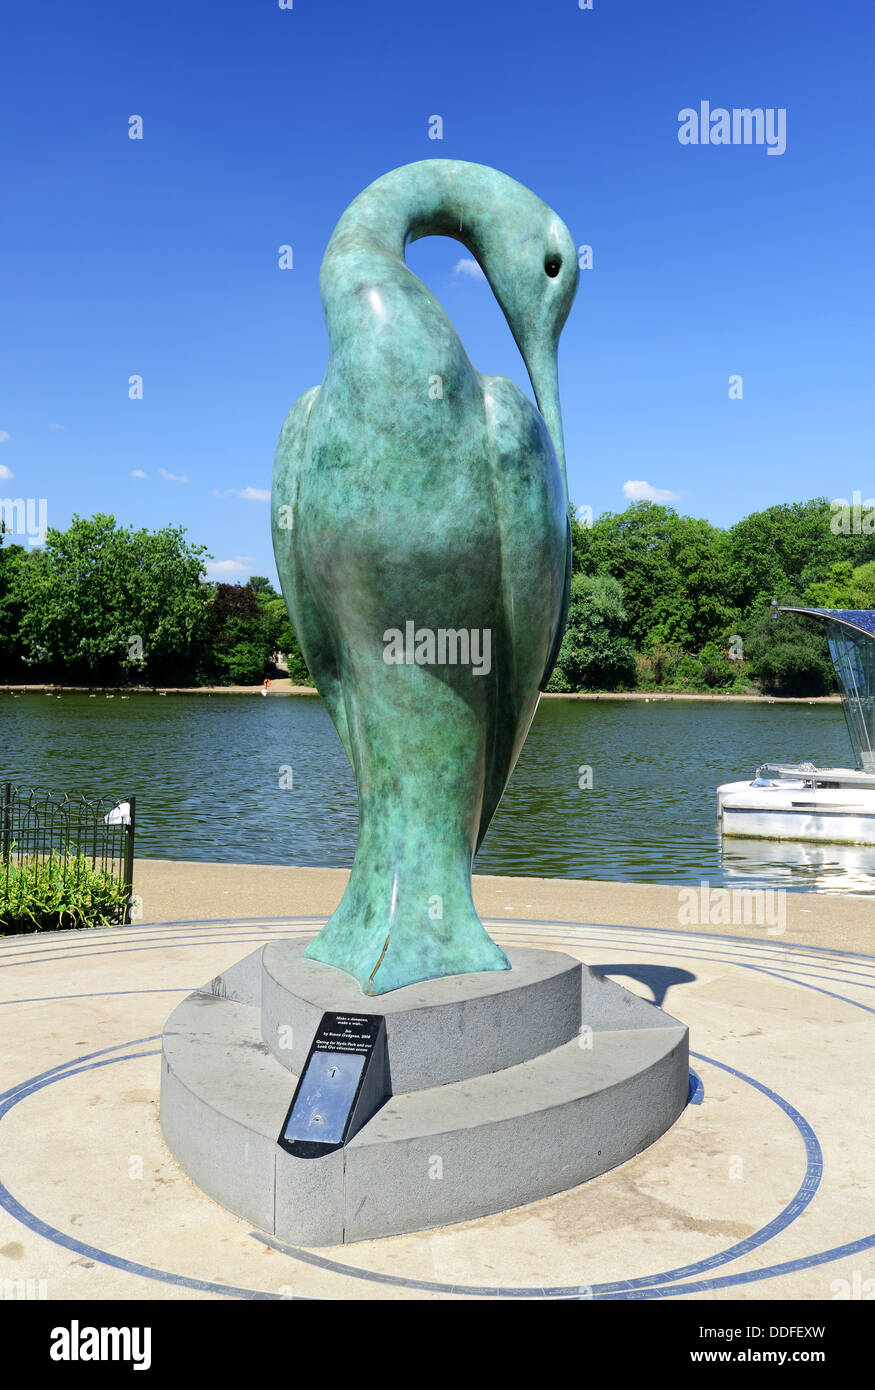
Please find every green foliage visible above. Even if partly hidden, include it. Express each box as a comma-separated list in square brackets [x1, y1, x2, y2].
[724, 498, 862, 618]
[803, 560, 875, 610]
[567, 495, 875, 694]
[698, 641, 746, 691]
[572, 502, 736, 651]
[196, 580, 313, 686]
[0, 531, 30, 678]
[213, 639, 272, 686]
[12, 514, 211, 684]
[0, 852, 130, 933]
[742, 610, 835, 696]
[248, 575, 279, 599]
[3, 500, 869, 695]
[261, 597, 313, 685]
[636, 640, 746, 693]
[0, 514, 315, 689]
[199, 583, 273, 686]
[546, 573, 637, 692]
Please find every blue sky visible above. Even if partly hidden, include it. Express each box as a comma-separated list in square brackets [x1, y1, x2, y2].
[1, 0, 872, 585]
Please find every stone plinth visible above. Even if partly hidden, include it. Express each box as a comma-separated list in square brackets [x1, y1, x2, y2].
[160, 938, 689, 1245]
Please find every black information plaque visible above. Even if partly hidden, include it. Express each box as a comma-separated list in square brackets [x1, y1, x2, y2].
[277, 1011, 391, 1159]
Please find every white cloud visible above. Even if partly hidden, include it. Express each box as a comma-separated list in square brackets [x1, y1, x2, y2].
[206, 555, 257, 579]
[0, 464, 13, 480]
[213, 486, 270, 502]
[453, 257, 486, 281]
[0, 430, 9, 444]
[207, 558, 248, 576]
[622, 479, 680, 503]
[130, 469, 148, 479]
[48, 422, 63, 431]
[159, 467, 190, 484]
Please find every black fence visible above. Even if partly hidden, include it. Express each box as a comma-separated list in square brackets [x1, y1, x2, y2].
[0, 784, 136, 930]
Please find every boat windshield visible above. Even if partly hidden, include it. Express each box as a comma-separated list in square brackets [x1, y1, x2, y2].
[779, 609, 875, 773]
[826, 619, 875, 771]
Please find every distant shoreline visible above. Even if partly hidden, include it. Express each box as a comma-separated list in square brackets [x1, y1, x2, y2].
[0, 680, 841, 705]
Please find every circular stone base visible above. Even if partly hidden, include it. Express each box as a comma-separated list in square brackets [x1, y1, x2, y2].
[160, 940, 689, 1245]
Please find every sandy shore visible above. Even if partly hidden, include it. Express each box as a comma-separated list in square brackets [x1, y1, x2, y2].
[1, 680, 840, 703]
[0, 678, 319, 696]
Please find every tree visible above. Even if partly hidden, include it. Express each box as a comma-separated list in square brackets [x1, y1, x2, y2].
[546, 573, 637, 692]
[261, 597, 313, 685]
[0, 529, 30, 677]
[248, 575, 280, 600]
[572, 501, 736, 651]
[4, 499, 866, 696]
[804, 560, 875, 610]
[725, 498, 864, 620]
[742, 609, 835, 696]
[14, 514, 212, 683]
[200, 582, 274, 686]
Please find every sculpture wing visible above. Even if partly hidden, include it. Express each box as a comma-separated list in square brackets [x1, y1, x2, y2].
[475, 375, 569, 849]
[540, 512, 572, 692]
[271, 386, 353, 762]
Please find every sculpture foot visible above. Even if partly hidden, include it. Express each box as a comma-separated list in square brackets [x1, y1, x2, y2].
[304, 917, 511, 996]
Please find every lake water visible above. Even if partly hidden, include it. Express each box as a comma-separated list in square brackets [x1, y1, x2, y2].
[3, 690, 875, 894]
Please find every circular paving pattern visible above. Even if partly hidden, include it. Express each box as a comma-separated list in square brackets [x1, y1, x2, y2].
[0, 917, 873, 1301]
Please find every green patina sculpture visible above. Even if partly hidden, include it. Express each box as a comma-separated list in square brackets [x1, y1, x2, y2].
[271, 159, 578, 994]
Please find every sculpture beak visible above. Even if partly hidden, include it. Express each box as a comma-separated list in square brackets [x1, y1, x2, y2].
[525, 342, 568, 505]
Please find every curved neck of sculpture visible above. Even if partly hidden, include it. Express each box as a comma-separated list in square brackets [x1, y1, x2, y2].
[323, 161, 495, 269]
[319, 161, 569, 497]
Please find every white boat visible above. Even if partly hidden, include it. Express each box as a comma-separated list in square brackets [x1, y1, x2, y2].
[717, 607, 875, 845]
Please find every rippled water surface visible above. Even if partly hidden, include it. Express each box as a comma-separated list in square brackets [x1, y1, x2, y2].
[4, 690, 874, 893]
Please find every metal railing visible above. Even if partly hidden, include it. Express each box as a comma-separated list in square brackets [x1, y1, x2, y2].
[1, 784, 136, 929]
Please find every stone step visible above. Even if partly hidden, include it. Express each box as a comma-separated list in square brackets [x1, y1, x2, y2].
[260, 939, 584, 1091]
[161, 968, 688, 1245]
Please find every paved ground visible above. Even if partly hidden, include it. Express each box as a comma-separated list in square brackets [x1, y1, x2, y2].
[133, 860, 875, 957]
[1, 869, 873, 1302]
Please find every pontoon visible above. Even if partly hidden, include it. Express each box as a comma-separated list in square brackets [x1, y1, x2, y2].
[717, 608, 875, 844]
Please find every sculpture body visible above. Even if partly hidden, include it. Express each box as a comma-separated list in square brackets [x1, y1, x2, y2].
[271, 160, 578, 993]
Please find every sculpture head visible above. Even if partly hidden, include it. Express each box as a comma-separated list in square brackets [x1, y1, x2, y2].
[355, 158, 579, 497]
[482, 205, 579, 496]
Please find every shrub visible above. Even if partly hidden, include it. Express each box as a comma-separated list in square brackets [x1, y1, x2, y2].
[636, 641, 749, 692]
[0, 853, 130, 933]
[742, 610, 835, 696]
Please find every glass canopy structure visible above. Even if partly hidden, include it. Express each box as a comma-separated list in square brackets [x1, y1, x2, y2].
[780, 608, 875, 772]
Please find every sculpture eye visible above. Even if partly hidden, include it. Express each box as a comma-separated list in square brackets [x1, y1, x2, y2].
[544, 255, 561, 278]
